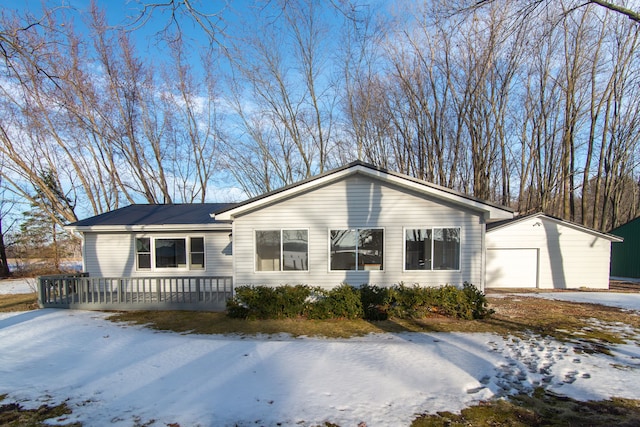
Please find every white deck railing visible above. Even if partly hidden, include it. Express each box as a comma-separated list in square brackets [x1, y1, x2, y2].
[38, 274, 233, 311]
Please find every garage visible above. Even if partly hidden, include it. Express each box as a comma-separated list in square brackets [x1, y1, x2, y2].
[485, 213, 623, 289]
[486, 248, 538, 288]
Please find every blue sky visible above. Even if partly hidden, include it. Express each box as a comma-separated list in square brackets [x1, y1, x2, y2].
[4, 0, 219, 54]
[0, 0, 390, 220]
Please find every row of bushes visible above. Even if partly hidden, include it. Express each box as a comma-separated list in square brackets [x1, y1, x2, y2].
[226, 283, 493, 321]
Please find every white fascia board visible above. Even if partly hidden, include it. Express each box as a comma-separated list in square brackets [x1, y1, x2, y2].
[214, 164, 514, 220]
[487, 213, 623, 242]
[539, 215, 624, 242]
[65, 223, 232, 233]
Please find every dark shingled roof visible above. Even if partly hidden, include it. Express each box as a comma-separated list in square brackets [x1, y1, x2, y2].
[68, 203, 235, 227]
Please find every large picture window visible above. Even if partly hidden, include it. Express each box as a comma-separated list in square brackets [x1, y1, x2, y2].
[330, 228, 384, 271]
[156, 238, 187, 268]
[405, 227, 460, 271]
[255, 229, 308, 272]
[135, 236, 205, 270]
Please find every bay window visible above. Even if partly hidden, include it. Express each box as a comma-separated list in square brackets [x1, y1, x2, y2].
[135, 236, 205, 270]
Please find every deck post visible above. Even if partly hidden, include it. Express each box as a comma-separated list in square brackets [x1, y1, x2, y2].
[37, 277, 45, 308]
[117, 279, 124, 303]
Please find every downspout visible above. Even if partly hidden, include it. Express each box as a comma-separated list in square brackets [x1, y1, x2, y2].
[81, 233, 87, 273]
[480, 213, 487, 292]
[230, 220, 236, 295]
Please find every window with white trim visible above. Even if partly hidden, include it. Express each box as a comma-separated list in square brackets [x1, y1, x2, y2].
[190, 237, 205, 270]
[404, 227, 460, 270]
[330, 228, 383, 271]
[136, 237, 151, 270]
[135, 236, 205, 270]
[255, 229, 308, 272]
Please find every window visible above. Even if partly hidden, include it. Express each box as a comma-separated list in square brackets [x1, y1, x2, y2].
[136, 238, 151, 270]
[135, 236, 205, 270]
[190, 237, 205, 270]
[330, 228, 383, 271]
[255, 229, 308, 272]
[405, 227, 460, 270]
[155, 238, 187, 268]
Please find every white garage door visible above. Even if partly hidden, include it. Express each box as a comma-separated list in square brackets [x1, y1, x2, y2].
[486, 248, 538, 288]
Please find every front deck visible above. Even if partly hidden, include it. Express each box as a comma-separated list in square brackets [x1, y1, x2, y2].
[38, 274, 233, 311]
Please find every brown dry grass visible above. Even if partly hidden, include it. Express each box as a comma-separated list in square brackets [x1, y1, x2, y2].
[0, 293, 38, 312]
[107, 293, 640, 353]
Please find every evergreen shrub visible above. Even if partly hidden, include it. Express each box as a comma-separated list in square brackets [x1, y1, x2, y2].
[359, 284, 391, 320]
[306, 284, 364, 320]
[226, 285, 310, 319]
[226, 282, 492, 320]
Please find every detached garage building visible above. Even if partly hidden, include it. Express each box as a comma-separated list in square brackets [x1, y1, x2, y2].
[486, 213, 622, 289]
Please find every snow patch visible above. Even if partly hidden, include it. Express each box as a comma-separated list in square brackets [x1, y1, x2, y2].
[1, 309, 639, 426]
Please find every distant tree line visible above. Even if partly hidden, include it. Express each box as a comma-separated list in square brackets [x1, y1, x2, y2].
[0, 0, 638, 275]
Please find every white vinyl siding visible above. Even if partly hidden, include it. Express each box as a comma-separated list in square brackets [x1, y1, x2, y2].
[486, 216, 613, 289]
[232, 174, 484, 288]
[82, 231, 233, 277]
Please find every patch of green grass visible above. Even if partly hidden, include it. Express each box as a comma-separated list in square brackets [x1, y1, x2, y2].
[0, 395, 80, 427]
[0, 293, 38, 312]
[412, 388, 640, 427]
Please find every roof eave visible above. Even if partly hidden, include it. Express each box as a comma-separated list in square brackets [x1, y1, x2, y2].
[65, 222, 233, 233]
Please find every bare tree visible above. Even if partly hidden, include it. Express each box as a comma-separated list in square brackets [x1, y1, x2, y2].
[222, 0, 339, 194]
[465, 0, 640, 24]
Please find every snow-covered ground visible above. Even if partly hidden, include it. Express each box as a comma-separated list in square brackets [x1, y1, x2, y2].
[0, 278, 37, 294]
[1, 279, 639, 426]
[530, 292, 640, 312]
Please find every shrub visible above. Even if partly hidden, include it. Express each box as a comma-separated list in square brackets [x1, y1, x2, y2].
[387, 283, 438, 318]
[385, 283, 491, 320]
[359, 284, 391, 320]
[307, 284, 364, 320]
[434, 284, 471, 319]
[226, 285, 311, 319]
[462, 282, 494, 319]
[226, 283, 492, 321]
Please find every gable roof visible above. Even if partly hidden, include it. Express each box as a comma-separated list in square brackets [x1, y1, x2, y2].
[486, 212, 623, 242]
[66, 203, 235, 232]
[213, 161, 514, 220]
